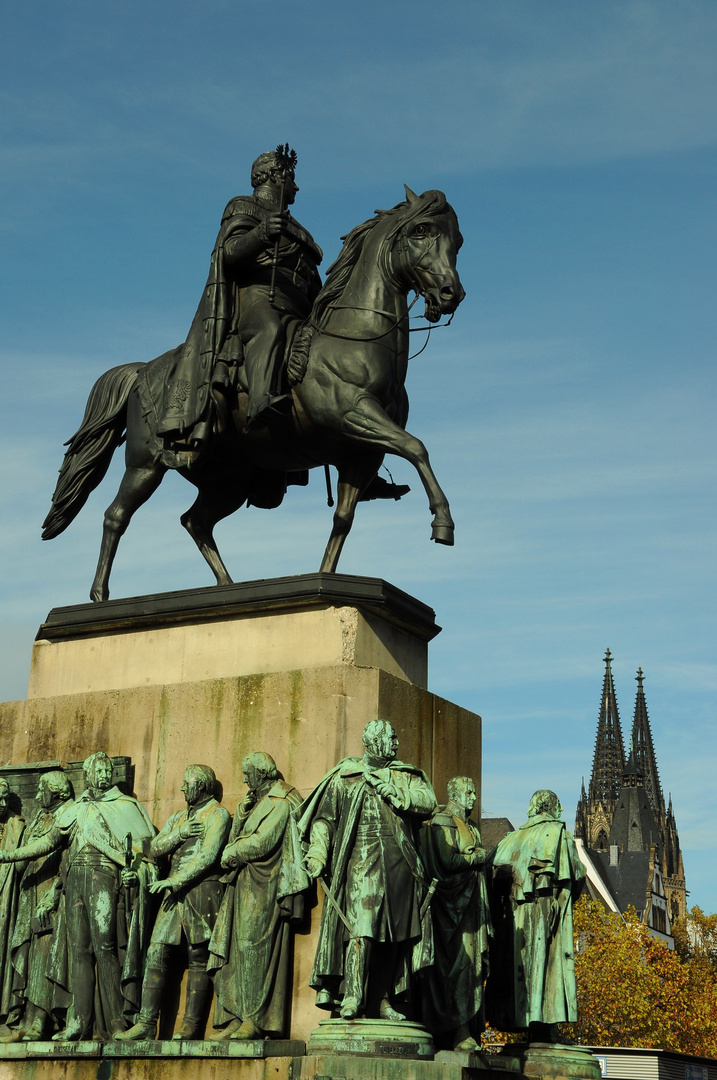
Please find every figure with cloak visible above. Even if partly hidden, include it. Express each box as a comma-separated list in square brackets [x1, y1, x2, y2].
[297, 720, 436, 1021]
[0, 752, 156, 1040]
[116, 764, 230, 1041]
[486, 790, 586, 1042]
[0, 778, 24, 1032]
[419, 775, 492, 1052]
[0, 772, 73, 1042]
[141, 146, 323, 467]
[208, 752, 304, 1040]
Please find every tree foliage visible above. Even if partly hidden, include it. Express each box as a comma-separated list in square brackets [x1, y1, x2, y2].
[571, 898, 717, 1055]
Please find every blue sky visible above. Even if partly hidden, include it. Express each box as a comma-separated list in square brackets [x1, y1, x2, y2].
[1, 2, 715, 908]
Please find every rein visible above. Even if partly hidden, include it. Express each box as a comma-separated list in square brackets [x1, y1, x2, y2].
[313, 295, 454, 347]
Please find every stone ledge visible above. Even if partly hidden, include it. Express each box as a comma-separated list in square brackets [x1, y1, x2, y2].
[36, 574, 440, 643]
[0, 1038, 305, 1060]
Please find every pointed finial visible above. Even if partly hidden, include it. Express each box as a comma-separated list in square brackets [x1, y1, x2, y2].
[604, 647, 613, 666]
[636, 666, 644, 688]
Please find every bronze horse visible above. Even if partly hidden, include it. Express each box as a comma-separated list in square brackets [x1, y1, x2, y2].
[42, 187, 465, 601]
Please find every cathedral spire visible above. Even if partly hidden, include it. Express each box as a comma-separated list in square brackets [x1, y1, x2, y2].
[630, 667, 665, 820]
[587, 648, 626, 813]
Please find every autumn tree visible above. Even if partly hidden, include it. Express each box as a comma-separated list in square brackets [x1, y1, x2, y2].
[572, 897, 717, 1056]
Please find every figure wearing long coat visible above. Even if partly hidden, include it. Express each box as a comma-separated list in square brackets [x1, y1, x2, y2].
[23, 786, 158, 1036]
[10, 802, 72, 1025]
[419, 807, 492, 1039]
[487, 813, 586, 1030]
[141, 191, 322, 461]
[208, 780, 303, 1036]
[296, 758, 436, 1011]
[0, 813, 24, 1022]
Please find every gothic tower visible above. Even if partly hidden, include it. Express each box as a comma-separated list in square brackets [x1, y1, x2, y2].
[630, 667, 665, 820]
[576, 654, 688, 922]
[575, 648, 625, 850]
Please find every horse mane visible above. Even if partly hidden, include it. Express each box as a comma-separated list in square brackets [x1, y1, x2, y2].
[312, 189, 450, 326]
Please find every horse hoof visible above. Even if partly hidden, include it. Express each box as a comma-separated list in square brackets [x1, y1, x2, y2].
[431, 524, 454, 546]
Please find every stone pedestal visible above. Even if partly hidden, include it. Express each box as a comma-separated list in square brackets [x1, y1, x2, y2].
[0, 574, 482, 1053]
[491, 1043, 602, 1080]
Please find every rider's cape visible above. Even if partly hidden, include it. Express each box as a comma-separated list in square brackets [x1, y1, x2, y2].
[137, 195, 322, 460]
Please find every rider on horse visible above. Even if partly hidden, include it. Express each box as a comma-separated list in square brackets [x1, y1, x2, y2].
[152, 149, 323, 465]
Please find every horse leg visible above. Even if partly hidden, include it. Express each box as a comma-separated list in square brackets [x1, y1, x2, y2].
[180, 483, 247, 587]
[90, 464, 166, 602]
[320, 459, 382, 573]
[340, 398, 455, 545]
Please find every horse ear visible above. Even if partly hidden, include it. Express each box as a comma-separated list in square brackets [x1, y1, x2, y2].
[404, 184, 419, 204]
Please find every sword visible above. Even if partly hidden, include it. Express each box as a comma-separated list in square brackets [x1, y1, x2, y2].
[420, 877, 439, 922]
[318, 876, 354, 936]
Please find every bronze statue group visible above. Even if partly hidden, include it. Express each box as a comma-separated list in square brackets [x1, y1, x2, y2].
[0, 721, 586, 1051]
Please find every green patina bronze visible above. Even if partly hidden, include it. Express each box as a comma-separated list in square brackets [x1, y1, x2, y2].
[297, 720, 436, 1021]
[487, 790, 587, 1041]
[419, 776, 492, 1052]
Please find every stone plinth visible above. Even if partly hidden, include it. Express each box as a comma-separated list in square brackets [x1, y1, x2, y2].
[491, 1044, 602, 1080]
[0, 575, 481, 1049]
[29, 574, 438, 697]
[0, 1044, 508, 1080]
[307, 1018, 434, 1058]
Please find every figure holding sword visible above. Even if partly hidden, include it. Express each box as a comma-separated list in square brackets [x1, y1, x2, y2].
[297, 720, 436, 1021]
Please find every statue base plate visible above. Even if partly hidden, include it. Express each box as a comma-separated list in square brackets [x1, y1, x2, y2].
[0, 1038, 305, 1060]
[490, 1043, 602, 1080]
[307, 1018, 434, 1058]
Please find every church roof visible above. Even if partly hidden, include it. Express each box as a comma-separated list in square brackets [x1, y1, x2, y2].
[590, 848, 653, 915]
[609, 751, 662, 854]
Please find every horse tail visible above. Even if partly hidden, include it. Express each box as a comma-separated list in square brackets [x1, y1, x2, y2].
[41, 362, 146, 540]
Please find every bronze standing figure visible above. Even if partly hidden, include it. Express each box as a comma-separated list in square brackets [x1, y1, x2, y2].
[0, 753, 156, 1040]
[207, 753, 303, 1040]
[487, 790, 587, 1043]
[1, 773, 73, 1042]
[117, 765, 230, 1041]
[298, 721, 436, 1021]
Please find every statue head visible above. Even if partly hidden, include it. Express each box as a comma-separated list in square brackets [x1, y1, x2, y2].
[250, 150, 298, 205]
[446, 775, 477, 817]
[83, 751, 113, 794]
[0, 778, 9, 820]
[37, 771, 72, 810]
[527, 789, 562, 820]
[362, 719, 399, 764]
[242, 752, 279, 794]
[181, 764, 216, 806]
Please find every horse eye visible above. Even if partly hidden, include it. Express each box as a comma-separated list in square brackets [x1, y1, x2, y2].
[414, 224, 428, 236]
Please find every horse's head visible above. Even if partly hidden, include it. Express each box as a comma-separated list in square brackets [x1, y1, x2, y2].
[391, 187, 466, 323]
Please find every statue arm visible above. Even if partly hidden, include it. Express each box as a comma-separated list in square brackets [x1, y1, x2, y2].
[223, 222, 273, 267]
[149, 813, 184, 859]
[304, 818, 332, 877]
[165, 809, 231, 890]
[0, 827, 63, 863]
[390, 772, 437, 817]
[430, 822, 485, 873]
[229, 800, 290, 865]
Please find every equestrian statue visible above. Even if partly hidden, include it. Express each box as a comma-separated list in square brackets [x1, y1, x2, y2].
[42, 147, 465, 601]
